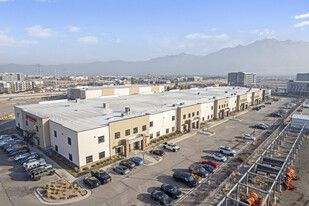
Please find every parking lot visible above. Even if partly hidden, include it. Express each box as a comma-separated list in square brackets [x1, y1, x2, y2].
[0, 97, 292, 206]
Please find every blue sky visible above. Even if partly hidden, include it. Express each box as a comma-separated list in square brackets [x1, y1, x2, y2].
[0, 0, 309, 64]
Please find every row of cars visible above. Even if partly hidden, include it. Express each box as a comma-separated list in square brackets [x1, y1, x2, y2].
[82, 156, 144, 189]
[0, 134, 55, 181]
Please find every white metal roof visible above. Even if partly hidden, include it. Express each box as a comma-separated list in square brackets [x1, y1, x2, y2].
[17, 86, 261, 132]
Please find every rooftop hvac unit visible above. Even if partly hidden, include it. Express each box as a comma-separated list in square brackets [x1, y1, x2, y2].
[125, 107, 131, 115]
[180, 102, 185, 105]
[213, 96, 216, 99]
[103, 103, 109, 108]
[172, 104, 176, 107]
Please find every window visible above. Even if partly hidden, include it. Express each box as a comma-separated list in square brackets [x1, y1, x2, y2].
[192, 112, 195, 117]
[86, 155, 93, 164]
[150, 133, 153, 139]
[219, 106, 221, 109]
[156, 131, 160, 137]
[188, 113, 191, 118]
[211, 106, 213, 110]
[69, 153, 73, 161]
[54, 130, 57, 138]
[125, 129, 130, 136]
[166, 128, 169, 134]
[172, 127, 175, 132]
[202, 117, 205, 121]
[115, 132, 120, 139]
[208, 115, 210, 119]
[172, 116, 175, 121]
[183, 114, 186, 119]
[26, 120, 28, 126]
[197, 111, 199, 115]
[133, 127, 138, 134]
[98, 136, 105, 143]
[55, 145, 58, 152]
[36, 126, 39, 132]
[142, 125, 147, 131]
[99, 151, 105, 159]
[68, 137, 71, 145]
[150, 121, 153, 127]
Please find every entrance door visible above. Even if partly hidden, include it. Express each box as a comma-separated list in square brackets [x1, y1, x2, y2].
[134, 142, 139, 150]
[192, 122, 195, 129]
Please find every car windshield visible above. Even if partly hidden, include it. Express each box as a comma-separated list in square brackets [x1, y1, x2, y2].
[166, 185, 177, 193]
[187, 176, 194, 181]
[98, 172, 109, 178]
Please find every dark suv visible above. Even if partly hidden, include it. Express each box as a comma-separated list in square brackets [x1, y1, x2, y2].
[173, 172, 198, 188]
[91, 169, 112, 184]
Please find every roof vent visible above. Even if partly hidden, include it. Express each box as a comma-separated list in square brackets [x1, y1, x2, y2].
[172, 104, 176, 107]
[103, 103, 109, 108]
[213, 96, 216, 99]
[180, 102, 185, 105]
[75, 98, 80, 103]
[125, 107, 131, 115]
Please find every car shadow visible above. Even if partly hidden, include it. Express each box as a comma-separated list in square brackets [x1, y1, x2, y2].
[202, 149, 217, 154]
[147, 186, 160, 193]
[172, 168, 188, 173]
[157, 175, 174, 184]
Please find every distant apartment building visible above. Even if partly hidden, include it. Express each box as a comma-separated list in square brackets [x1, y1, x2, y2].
[0, 81, 34, 94]
[0, 73, 24, 82]
[228, 72, 256, 86]
[296, 73, 309, 81]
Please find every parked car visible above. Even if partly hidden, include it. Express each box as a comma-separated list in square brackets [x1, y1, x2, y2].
[151, 190, 174, 205]
[28, 164, 54, 181]
[113, 166, 130, 175]
[265, 101, 273, 105]
[173, 172, 198, 188]
[24, 158, 46, 171]
[162, 142, 180, 152]
[0, 135, 11, 141]
[201, 164, 215, 173]
[150, 149, 165, 156]
[22, 157, 44, 166]
[91, 169, 112, 184]
[201, 160, 219, 168]
[189, 164, 209, 178]
[243, 134, 256, 141]
[8, 148, 30, 157]
[14, 152, 36, 161]
[260, 105, 266, 108]
[252, 107, 260, 111]
[219, 146, 236, 156]
[128, 157, 144, 166]
[120, 160, 136, 169]
[6, 144, 28, 153]
[255, 123, 268, 130]
[160, 184, 183, 199]
[19, 153, 40, 164]
[0, 139, 15, 147]
[212, 153, 227, 162]
[83, 176, 101, 189]
[3, 139, 23, 149]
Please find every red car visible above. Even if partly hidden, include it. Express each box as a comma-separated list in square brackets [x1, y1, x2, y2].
[202, 160, 219, 168]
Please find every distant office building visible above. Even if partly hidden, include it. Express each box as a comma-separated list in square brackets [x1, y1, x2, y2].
[228, 72, 256, 86]
[287, 80, 309, 96]
[296, 73, 309, 81]
[187, 76, 203, 82]
[0, 73, 24, 82]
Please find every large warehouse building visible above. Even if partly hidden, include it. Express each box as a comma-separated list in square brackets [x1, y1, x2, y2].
[14, 87, 271, 169]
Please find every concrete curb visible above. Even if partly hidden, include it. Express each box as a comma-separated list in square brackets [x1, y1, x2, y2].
[34, 187, 91, 205]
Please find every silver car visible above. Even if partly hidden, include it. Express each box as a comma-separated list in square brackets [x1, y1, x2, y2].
[113, 166, 130, 175]
[212, 153, 227, 162]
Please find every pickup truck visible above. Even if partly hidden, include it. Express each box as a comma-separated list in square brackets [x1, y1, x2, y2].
[162, 142, 180, 152]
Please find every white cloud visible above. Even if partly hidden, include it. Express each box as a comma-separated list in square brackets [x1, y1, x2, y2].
[115, 38, 121, 43]
[78, 36, 98, 44]
[0, 0, 8, 2]
[211, 28, 217, 31]
[0, 34, 38, 46]
[66, 26, 81, 32]
[294, 12, 309, 19]
[294, 21, 309, 27]
[186, 33, 229, 40]
[251, 28, 275, 37]
[0, 27, 10, 34]
[25, 25, 58, 38]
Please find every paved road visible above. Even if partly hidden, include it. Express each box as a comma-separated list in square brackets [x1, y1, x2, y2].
[0, 98, 291, 206]
[0, 120, 16, 132]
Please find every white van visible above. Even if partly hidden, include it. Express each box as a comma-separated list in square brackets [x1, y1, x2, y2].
[23, 158, 46, 171]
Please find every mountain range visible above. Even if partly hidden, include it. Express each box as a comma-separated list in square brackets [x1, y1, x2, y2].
[1, 38, 309, 76]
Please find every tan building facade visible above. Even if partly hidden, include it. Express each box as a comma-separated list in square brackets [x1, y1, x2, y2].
[237, 94, 249, 111]
[177, 104, 201, 132]
[214, 98, 230, 119]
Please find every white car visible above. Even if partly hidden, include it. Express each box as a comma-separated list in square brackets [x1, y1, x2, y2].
[243, 134, 256, 141]
[162, 142, 180, 152]
[219, 146, 236, 156]
[212, 153, 227, 162]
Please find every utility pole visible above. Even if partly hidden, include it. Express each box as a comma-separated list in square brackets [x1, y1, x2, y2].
[54, 69, 57, 90]
[37, 64, 42, 89]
